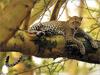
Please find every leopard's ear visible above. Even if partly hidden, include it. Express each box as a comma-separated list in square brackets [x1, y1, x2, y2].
[80, 17, 83, 21]
[68, 16, 78, 19]
[67, 16, 71, 20]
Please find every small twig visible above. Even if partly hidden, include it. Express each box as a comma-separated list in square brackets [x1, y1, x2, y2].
[57, 61, 65, 72]
[83, 0, 98, 23]
[57, 0, 68, 20]
[88, 26, 100, 33]
[47, 66, 52, 75]
[75, 4, 100, 13]
[51, 63, 59, 73]
[22, 10, 31, 30]
[17, 59, 68, 74]
[96, 29, 100, 40]
[39, 0, 51, 22]
[89, 64, 96, 72]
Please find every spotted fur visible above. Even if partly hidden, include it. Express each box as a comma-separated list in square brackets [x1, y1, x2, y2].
[28, 16, 86, 55]
[27, 16, 98, 54]
[5, 16, 98, 66]
[28, 21, 66, 36]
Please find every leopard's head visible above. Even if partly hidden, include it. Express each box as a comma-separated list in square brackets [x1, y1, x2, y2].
[68, 16, 83, 29]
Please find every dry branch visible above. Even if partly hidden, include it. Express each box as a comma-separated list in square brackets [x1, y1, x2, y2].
[50, 0, 66, 20]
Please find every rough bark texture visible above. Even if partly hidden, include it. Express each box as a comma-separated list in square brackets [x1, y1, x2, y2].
[0, 31, 100, 64]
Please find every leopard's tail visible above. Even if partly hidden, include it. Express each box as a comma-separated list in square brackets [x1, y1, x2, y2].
[5, 55, 23, 67]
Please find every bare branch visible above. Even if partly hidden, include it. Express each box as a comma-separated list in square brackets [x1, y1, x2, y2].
[50, 0, 66, 21]
[21, 10, 31, 30]
[17, 59, 67, 74]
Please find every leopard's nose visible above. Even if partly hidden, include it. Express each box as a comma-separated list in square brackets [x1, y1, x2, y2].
[75, 27, 78, 30]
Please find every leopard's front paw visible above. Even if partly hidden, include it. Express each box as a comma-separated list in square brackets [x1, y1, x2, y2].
[91, 41, 98, 49]
[36, 31, 45, 37]
[66, 39, 73, 43]
[79, 45, 85, 55]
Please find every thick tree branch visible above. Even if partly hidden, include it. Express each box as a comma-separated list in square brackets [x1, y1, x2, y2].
[50, 0, 66, 20]
[21, 10, 31, 30]
[0, 31, 100, 64]
[0, 0, 33, 45]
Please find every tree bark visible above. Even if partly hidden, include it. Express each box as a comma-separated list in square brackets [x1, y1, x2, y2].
[0, 0, 33, 45]
[0, 31, 100, 64]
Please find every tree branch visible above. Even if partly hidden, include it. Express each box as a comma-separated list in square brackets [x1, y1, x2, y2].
[0, 0, 33, 45]
[0, 31, 100, 64]
[50, 0, 66, 20]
